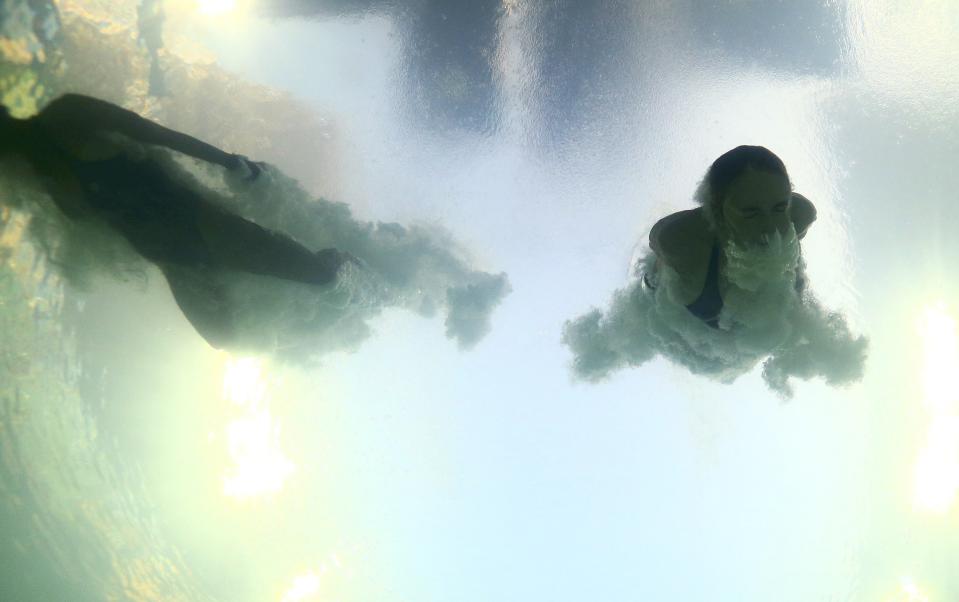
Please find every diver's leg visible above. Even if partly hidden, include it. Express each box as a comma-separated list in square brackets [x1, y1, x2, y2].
[62, 154, 342, 283]
[194, 203, 346, 285]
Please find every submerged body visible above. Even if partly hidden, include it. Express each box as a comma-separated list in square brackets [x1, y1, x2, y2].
[564, 146, 865, 393]
[1, 94, 350, 348]
[647, 154, 817, 328]
[646, 197, 814, 327]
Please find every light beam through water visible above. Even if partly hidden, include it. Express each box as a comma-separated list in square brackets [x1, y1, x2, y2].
[913, 303, 959, 514]
[219, 356, 295, 500]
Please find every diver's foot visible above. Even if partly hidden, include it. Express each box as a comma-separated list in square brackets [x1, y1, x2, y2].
[312, 248, 357, 284]
[229, 153, 268, 181]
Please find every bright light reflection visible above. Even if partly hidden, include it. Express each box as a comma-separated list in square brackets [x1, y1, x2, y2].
[195, 0, 236, 16]
[280, 570, 321, 602]
[913, 303, 959, 514]
[279, 553, 351, 602]
[885, 577, 931, 602]
[221, 357, 295, 500]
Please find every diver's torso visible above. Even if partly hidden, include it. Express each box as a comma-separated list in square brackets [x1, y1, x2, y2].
[24, 116, 214, 268]
[69, 153, 213, 266]
[655, 208, 731, 306]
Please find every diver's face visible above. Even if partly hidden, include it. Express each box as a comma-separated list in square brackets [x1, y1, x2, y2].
[721, 168, 792, 247]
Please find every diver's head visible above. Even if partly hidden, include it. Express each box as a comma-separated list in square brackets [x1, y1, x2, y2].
[696, 145, 793, 247]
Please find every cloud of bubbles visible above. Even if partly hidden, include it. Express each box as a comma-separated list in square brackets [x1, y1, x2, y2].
[562, 228, 867, 397]
[0, 140, 510, 363]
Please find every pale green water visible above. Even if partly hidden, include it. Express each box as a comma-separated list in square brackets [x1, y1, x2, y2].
[0, 208, 214, 601]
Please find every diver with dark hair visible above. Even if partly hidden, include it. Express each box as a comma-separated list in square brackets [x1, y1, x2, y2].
[1, 94, 352, 347]
[645, 145, 817, 328]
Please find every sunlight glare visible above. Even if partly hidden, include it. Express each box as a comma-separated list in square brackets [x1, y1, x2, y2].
[220, 357, 295, 500]
[885, 577, 931, 602]
[280, 570, 321, 602]
[278, 551, 356, 602]
[913, 303, 959, 514]
[223, 356, 267, 405]
[195, 0, 236, 16]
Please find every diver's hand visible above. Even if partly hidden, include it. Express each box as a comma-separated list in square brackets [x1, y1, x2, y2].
[317, 248, 364, 268]
[229, 153, 268, 181]
[313, 248, 364, 284]
[341, 250, 364, 268]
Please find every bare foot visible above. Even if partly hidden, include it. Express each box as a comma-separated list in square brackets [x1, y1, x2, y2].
[313, 248, 358, 284]
[229, 154, 268, 181]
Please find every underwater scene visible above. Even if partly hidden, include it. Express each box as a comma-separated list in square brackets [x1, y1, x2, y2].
[1, 0, 958, 600]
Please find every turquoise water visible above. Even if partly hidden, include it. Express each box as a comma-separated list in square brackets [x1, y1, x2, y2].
[3, 1, 959, 601]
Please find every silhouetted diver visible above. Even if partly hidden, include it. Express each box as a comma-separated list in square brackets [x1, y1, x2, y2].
[1, 94, 352, 348]
[645, 146, 817, 328]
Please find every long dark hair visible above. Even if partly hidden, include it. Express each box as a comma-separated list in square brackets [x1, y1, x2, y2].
[0, 104, 12, 128]
[0, 105, 20, 154]
[695, 145, 792, 229]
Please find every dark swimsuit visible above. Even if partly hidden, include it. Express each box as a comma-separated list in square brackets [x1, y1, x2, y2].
[71, 154, 215, 267]
[645, 242, 807, 329]
[70, 153, 344, 287]
[66, 152, 344, 350]
[685, 243, 723, 328]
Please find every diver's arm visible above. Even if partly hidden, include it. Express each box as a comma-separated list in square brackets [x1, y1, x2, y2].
[647, 210, 713, 304]
[790, 193, 817, 240]
[649, 209, 705, 271]
[649, 219, 665, 256]
[38, 94, 245, 171]
[649, 211, 686, 259]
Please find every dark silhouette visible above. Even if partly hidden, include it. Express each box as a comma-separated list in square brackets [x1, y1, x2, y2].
[1, 94, 351, 347]
[646, 146, 817, 328]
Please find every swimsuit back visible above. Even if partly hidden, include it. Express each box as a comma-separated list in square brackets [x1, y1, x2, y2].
[71, 154, 213, 266]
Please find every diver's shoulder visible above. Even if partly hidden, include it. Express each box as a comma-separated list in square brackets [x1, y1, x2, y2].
[790, 192, 817, 238]
[649, 208, 711, 268]
[650, 208, 710, 248]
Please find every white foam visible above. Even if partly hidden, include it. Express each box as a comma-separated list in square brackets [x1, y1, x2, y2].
[563, 230, 867, 397]
[2, 142, 510, 361]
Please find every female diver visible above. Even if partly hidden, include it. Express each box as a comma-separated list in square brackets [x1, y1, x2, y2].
[646, 145, 817, 328]
[1, 93, 352, 347]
